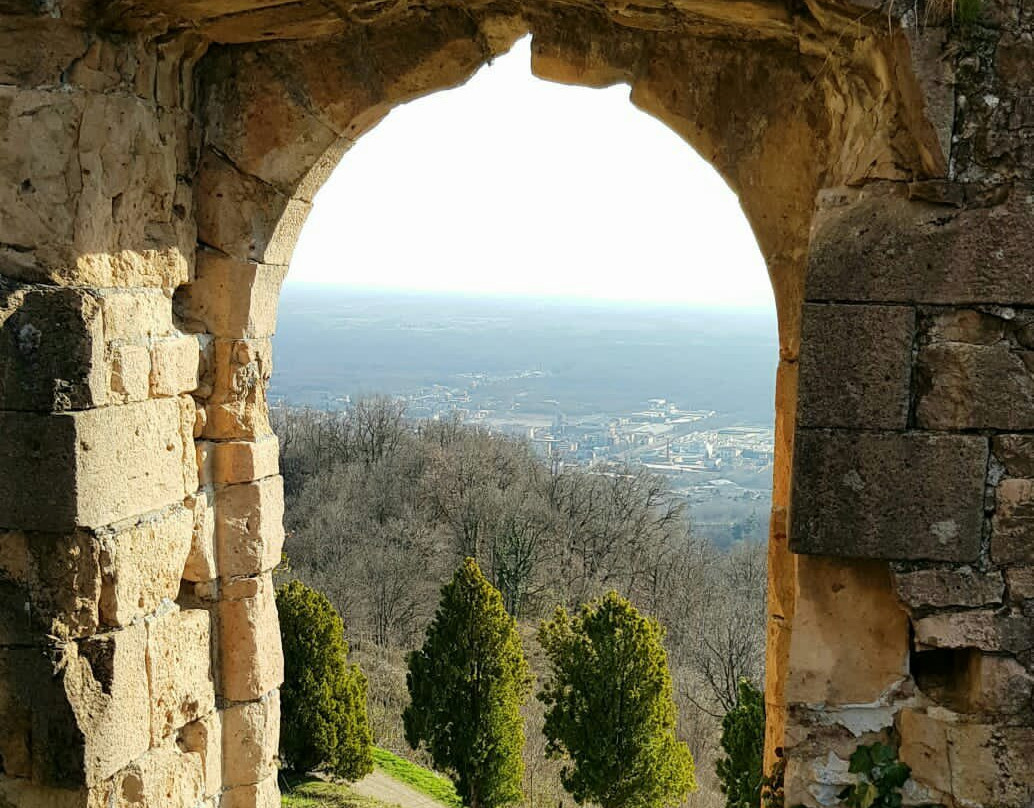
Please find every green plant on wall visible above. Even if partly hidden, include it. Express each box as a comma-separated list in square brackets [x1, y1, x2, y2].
[838, 743, 911, 808]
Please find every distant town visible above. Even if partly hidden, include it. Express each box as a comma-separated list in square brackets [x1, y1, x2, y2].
[272, 368, 774, 546]
[270, 288, 779, 545]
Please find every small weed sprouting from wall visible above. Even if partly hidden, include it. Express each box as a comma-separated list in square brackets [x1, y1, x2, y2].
[838, 743, 912, 808]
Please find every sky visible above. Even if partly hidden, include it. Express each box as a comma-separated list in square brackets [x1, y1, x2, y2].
[288, 37, 773, 309]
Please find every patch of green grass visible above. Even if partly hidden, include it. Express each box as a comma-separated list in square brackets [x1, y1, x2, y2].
[372, 748, 462, 808]
[280, 774, 399, 808]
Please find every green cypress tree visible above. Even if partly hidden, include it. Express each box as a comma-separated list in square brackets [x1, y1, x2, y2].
[538, 592, 696, 808]
[403, 558, 531, 808]
[715, 679, 765, 808]
[276, 580, 374, 780]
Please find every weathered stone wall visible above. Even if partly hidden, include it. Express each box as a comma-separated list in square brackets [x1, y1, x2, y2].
[0, 0, 1030, 806]
[0, 7, 282, 806]
[785, 1, 1034, 800]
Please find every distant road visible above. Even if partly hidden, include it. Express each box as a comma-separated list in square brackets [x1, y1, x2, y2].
[351, 771, 448, 808]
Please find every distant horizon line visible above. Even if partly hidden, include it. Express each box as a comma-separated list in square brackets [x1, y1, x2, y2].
[280, 281, 778, 313]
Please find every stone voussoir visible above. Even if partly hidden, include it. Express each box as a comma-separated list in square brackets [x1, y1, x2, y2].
[196, 435, 280, 486]
[175, 252, 287, 339]
[216, 573, 283, 703]
[214, 475, 285, 578]
[200, 338, 273, 441]
[221, 690, 280, 788]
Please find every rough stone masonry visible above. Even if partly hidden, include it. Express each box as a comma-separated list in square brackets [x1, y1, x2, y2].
[0, 0, 1031, 806]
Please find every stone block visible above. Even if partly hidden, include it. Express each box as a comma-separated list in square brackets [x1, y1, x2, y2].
[197, 435, 280, 486]
[0, 649, 34, 778]
[996, 727, 1034, 806]
[0, 88, 85, 283]
[0, 281, 107, 412]
[0, 87, 191, 289]
[174, 251, 287, 339]
[994, 434, 1034, 478]
[0, 778, 87, 808]
[0, 411, 78, 530]
[215, 476, 285, 577]
[0, 528, 28, 582]
[912, 610, 1029, 652]
[109, 344, 151, 403]
[64, 623, 151, 786]
[997, 614, 1034, 656]
[807, 183, 1034, 304]
[4, 517, 199, 644]
[786, 557, 909, 705]
[2, 644, 95, 788]
[222, 690, 280, 788]
[969, 655, 1034, 716]
[924, 308, 1005, 345]
[146, 607, 216, 744]
[913, 610, 988, 650]
[178, 710, 222, 798]
[1, 529, 101, 641]
[202, 47, 342, 196]
[177, 395, 201, 496]
[97, 505, 192, 627]
[183, 491, 217, 583]
[790, 429, 987, 561]
[217, 574, 283, 702]
[150, 335, 200, 397]
[992, 478, 1034, 564]
[99, 289, 175, 342]
[0, 17, 90, 87]
[899, 709, 995, 804]
[101, 748, 204, 808]
[915, 342, 1034, 430]
[1006, 566, 1034, 600]
[201, 339, 273, 441]
[892, 567, 1004, 610]
[0, 400, 192, 532]
[82, 399, 192, 527]
[797, 303, 915, 429]
[221, 774, 280, 808]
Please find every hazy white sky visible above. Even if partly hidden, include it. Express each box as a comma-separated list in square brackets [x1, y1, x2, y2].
[289, 37, 773, 309]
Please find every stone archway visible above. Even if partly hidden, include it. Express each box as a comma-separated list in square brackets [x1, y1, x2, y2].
[0, 1, 1032, 807]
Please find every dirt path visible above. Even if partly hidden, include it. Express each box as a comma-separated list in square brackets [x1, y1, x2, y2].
[351, 770, 449, 808]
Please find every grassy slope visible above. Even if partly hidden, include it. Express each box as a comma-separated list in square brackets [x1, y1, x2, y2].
[372, 748, 462, 808]
[281, 775, 399, 808]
